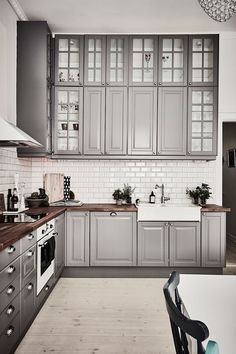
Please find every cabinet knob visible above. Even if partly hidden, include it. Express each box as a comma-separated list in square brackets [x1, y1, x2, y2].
[101, 82, 105, 86]
[79, 82, 83, 86]
[45, 285, 49, 291]
[189, 82, 192, 86]
[165, 223, 168, 226]
[7, 266, 15, 274]
[110, 212, 117, 217]
[7, 245, 16, 254]
[6, 305, 15, 316]
[6, 285, 15, 295]
[27, 250, 34, 257]
[106, 82, 110, 86]
[187, 151, 191, 155]
[158, 82, 162, 86]
[6, 326, 14, 337]
[170, 223, 173, 226]
[154, 82, 157, 86]
[28, 234, 34, 240]
[27, 283, 33, 291]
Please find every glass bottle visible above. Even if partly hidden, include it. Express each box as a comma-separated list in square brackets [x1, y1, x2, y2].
[11, 188, 19, 211]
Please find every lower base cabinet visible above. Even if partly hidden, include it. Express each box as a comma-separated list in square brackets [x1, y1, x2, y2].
[201, 212, 226, 267]
[66, 212, 89, 266]
[90, 212, 136, 266]
[138, 221, 200, 267]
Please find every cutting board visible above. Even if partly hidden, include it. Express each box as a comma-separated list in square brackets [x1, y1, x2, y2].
[44, 173, 64, 203]
[0, 194, 5, 212]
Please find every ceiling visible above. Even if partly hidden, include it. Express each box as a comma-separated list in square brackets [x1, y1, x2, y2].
[18, 0, 236, 34]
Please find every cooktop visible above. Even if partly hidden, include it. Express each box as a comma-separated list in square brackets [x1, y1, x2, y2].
[0, 212, 48, 224]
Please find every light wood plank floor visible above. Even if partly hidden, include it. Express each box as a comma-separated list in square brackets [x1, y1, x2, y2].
[15, 278, 175, 354]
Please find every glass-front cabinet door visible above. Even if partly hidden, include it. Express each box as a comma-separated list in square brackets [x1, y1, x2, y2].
[188, 87, 217, 156]
[53, 87, 83, 155]
[106, 36, 128, 86]
[84, 36, 106, 86]
[129, 36, 157, 86]
[158, 36, 187, 86]
[55, 35, 83, 86]
[189, 35, 218, 86]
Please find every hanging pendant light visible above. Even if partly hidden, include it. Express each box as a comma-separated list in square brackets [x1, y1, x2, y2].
[198, 0, 236, 22]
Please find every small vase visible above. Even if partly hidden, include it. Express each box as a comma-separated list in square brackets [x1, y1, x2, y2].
[116, 199, 122, 205]
[200, 198, 206, 206]
[193, 197, 199, 205]
[126, 196, 132, 204]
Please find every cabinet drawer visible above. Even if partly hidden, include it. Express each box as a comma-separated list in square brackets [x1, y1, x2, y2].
[21, 231, 37, 253]
[21, 245, 36, 287]
[0, 258, 20, 293]
[0, 293, 20, 335]
[0, 312, 20, 354]
[0, 276, 20, 314]
[0, 240, 20, 272]
[21, 276, 36, 333]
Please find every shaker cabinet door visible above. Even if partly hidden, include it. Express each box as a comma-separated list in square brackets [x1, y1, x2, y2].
[158, 87, 187, 155]
[84, 36, 106, 86]
[83, 87, 105, 155]
[128, 87, 157, 155]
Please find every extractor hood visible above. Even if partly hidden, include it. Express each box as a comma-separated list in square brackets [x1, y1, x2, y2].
[0, 117, 42, 148]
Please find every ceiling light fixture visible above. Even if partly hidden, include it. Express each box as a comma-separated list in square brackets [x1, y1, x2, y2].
[198, 0, 236, 22]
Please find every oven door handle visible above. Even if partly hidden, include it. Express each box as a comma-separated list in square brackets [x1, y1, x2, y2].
[38, 241, 48, 248]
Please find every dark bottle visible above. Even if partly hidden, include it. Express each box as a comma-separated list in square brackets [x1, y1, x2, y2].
[7, 189, 12, 211]
[149, 191, 156, 204]
[11, 188, 19, 211]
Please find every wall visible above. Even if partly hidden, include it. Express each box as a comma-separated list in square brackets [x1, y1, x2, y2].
[31, 158, 216, 204]
[223, 123, 236, 239]
[0, 1, 32, 201]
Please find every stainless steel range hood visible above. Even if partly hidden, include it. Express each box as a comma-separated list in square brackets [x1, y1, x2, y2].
[0, 117, 42, 148]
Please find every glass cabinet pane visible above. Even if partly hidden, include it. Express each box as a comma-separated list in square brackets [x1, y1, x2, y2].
[55, 88, 82, 154]
[159, 36, 186, 85]
[107, 37, 127, 85]
[190, 36, 217, 85]
[56, 36, 82, 85]
[130, 37, 156, 85]
[189, 88, 215, 154]
[85, 36, 104, 84]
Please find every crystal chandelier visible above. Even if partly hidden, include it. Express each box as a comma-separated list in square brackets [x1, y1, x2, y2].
[198, 0, 236, 22]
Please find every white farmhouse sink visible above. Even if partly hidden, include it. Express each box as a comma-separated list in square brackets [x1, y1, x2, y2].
[137, 203, 201, 222]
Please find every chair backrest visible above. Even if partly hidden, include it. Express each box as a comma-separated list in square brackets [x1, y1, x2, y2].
[163, 271, 210, 354]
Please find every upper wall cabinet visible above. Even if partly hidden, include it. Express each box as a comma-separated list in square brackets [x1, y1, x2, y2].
[55, 35, 84, 86]
[158, 36, 187, 86]
[84, 36, 106, 86]
[129, 36, 158, 86]
[188, 35, 218, 86]
[188, 87, 217, 156]
[106, 36, 128, 86]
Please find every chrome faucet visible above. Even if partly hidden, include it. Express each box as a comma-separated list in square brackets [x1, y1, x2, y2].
[155, 184, 170, 204]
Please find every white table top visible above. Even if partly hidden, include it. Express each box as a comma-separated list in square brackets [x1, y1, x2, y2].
[179, 274, 236, 354]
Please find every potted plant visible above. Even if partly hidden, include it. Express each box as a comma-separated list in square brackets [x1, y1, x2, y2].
[112, 189, 124, 205]
[122, 184, 136, 204]
[186, 187, 201, 205]
[186, 183, 212, 206]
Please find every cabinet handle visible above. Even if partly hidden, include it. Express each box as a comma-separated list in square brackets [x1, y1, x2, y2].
[106, 82, 110, 86]
[165, 223, 168, 226]
[7, 245, 16, 254]
[79, 82, 83, 86]
[6, 285, 15, 295]
[187, 151, 191, 155]
[101, 82, 105, 86]
[45, 285, 49, 291]
[154, 82, 157, 86]
[170, 223, 173, 226]
[27, 283, 33, 291]
[158, 82, 162, 86]
[85, 212, 88, 216]
[7, 266, 15, 274]
[6, 305, 15, 316]
[189, 82, 192, 86]
[28, 234, 34, 240]
[52, 232, 58, 236]
[27, 250, 34, 257]
[110, 212, 117, 217]
[6, 326, 14, 337]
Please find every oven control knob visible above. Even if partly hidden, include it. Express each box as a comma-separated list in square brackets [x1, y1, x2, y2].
[50, 224, 53, 228]
[42, 230, 45, 235]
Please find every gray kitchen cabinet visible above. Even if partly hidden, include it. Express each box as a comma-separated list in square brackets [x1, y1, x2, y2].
[138, 222, 169, 266]
[84, 36, 106, 86]
[158, 87, 187, 155]
[106, 36, 128, 86]
[0, 312, 20, 354]
[90, 212, 136, 266]
[55, 35, 84, 86]
[84, 87, 105, 155]
[55, 213, 65, 277]
[201, 212, 226, 267]
[53, 86, 83, 155]
[158, 36, 188, 86]
[20, 276, 36, 334]
[187, 87, 217, 156]
[66, 212, 89, 266]
[128, 87, 157, 155]
[105, 87, 128, 155]
[21, 245, 36, 288]
[169, 222, 200, 267]
[17, 21, 52, 157]
[129, 36, 158, 86]
[188, 35, 218, 86]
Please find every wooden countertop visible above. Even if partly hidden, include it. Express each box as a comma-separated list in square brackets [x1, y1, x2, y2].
[0, 204, 137, 251]
[200, 204, 231, 212]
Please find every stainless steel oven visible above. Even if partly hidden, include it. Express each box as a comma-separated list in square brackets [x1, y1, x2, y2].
[36, 220, 55, 295]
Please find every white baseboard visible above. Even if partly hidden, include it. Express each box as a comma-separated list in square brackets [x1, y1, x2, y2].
[227, 233, 236, 242]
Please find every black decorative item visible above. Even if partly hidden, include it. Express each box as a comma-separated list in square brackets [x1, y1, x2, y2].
[64, 176, 71, 201]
